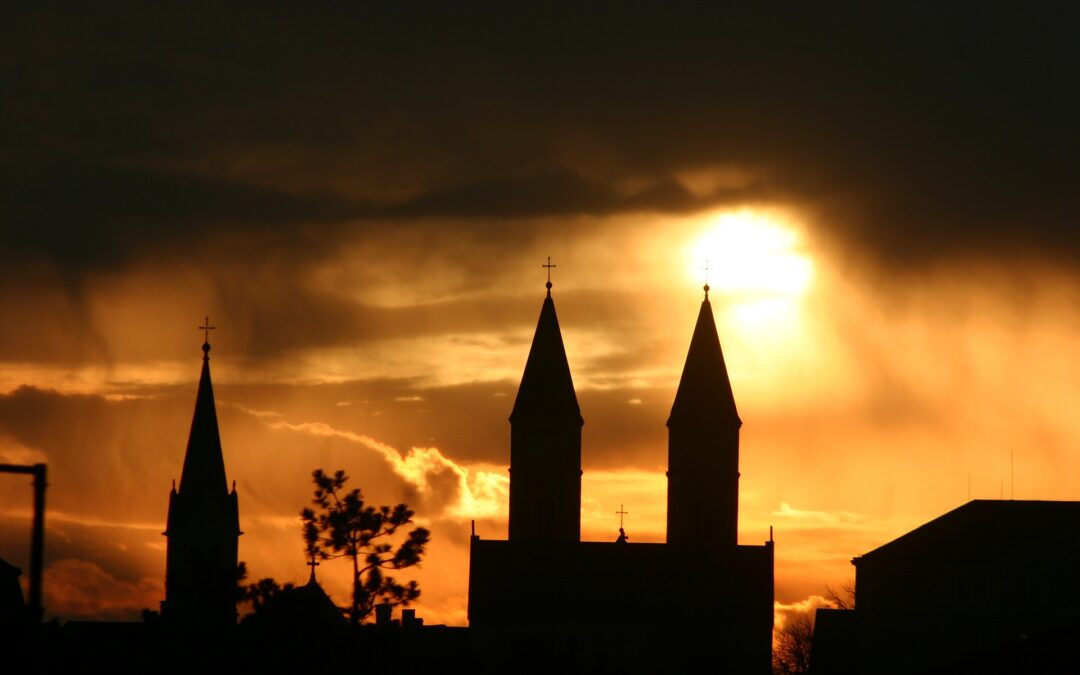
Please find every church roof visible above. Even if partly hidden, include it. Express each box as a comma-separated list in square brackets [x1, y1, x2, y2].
[667, 292, 741, 427]
[295, 571, 344, 622]
[510, 287, 582, 425]
[178, 341, 228, 495]
[855, 500, 1080, 564]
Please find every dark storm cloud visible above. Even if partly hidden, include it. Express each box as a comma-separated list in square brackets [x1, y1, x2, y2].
[385, 170, 764, 218]
[0, 164, 353, 271]
[204, 286, 534, 361]
[4, 4, 1077, 274]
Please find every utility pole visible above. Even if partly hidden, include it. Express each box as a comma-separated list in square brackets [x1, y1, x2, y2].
[0, 463, 47, 619]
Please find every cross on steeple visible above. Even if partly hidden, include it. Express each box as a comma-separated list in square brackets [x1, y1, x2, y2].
[542, 256, 556, 293]
[616, 504, 629, 529]
[199, 316, 216, 344]
[306, 553, 320, 583]
[701, 260, 711, 299]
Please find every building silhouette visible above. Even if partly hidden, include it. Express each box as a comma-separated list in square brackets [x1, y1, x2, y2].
[468, 280, 774, 673]
[812, 500, 1080, 673]
[161, 334, 241, 625]
[239, 567, 346, 636]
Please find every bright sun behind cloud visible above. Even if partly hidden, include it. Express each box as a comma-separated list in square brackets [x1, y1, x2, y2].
[685, 209, 816, 347]
[689, 210, 813, 297]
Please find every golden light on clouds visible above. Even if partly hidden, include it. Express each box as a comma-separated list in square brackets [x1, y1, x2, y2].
[250, 410, 511, 521]
[2, 207, 1078, 629]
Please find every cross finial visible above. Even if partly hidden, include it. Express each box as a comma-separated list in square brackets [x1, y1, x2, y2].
[199, 316, 216, 343]
[701, 260, 711, 299]
[198, 316, 216, 355]
[616, 504, 629, 529]
[542, 256, 556, 294]
[306, 552, 320, 583]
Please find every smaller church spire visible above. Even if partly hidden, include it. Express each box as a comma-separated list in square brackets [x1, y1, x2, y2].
[164, 319, 241, 625]
[178, 321, 228, 496]
[615, 505, 630, 543]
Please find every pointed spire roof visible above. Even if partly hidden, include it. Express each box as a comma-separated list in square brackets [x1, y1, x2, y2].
[510, 283, 582, 425]
[178, 339, 228, 495]
[668, 288, 741, 427]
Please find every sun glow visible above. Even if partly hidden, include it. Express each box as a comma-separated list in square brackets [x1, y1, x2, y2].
[690, 210, 813, 297]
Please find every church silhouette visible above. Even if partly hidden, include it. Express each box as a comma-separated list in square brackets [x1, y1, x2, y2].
[162, 321, 242, 626]
[149, 283, 773, 671]
[468, 278, 774, 673]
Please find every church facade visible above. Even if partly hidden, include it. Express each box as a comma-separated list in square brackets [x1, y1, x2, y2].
[468, 281, 773, 673]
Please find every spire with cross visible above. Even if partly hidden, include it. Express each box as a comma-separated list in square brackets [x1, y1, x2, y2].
[306, 552, 320, 584]
[542, 256, 556, 295]
[199, 316, 216, 357]
[165, 312, 239, 624]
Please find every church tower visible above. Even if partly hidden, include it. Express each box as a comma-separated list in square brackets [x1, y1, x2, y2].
[163, 324, 241, 624]
[667, 285, 742, 548]
[508, 274, 583, 542]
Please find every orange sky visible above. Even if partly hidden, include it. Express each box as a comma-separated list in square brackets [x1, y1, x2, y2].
[2, 5, 1078, 629]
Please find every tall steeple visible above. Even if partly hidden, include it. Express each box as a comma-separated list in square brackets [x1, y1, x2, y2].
[163, 322, 241, 625]
[666, 286, 742, 548]
[508, 266, 583, 543]
[178, 340, 228, 495]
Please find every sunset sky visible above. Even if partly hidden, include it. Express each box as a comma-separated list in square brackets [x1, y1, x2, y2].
[2, 6, 1078, 627]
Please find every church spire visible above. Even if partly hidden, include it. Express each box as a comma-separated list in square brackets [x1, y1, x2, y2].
[178, 330, 228, 495]
[667, 286, 741, 428]
[507, 266, 583, 543]
[163, 319, 240, 625]
[666, 288, 742, 548]
[509, 271, 582, 426]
